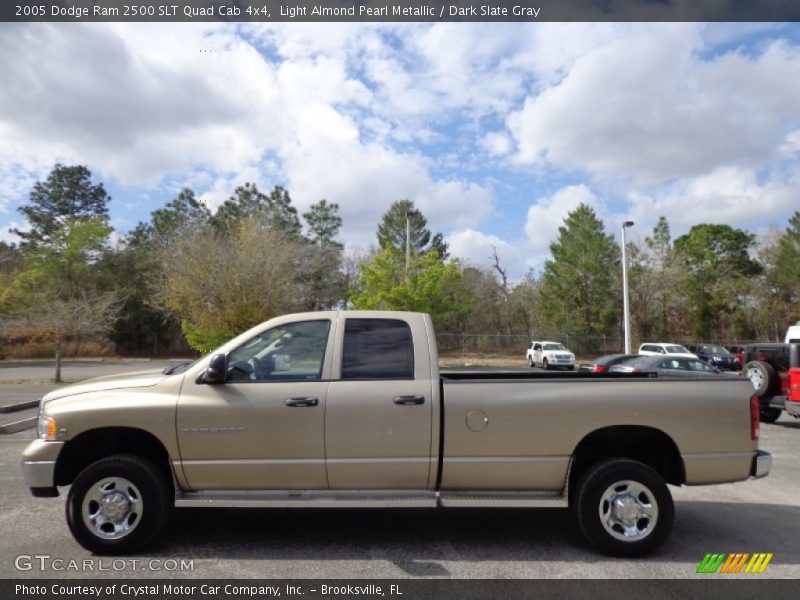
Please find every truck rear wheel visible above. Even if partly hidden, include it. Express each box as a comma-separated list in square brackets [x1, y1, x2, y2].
[759, 407, 782, 423]
[66, 454, 172, 555]
[575, 459, 673, 557]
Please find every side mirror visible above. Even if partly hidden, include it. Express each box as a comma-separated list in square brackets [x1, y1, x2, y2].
[200, 353, 228, 384]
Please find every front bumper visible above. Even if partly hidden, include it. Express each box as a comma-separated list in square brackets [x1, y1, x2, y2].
[21, 439, 64, 496]
[750, 450, 772, 479]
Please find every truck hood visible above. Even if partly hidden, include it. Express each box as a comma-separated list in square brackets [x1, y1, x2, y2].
[42, 369, 168, 402]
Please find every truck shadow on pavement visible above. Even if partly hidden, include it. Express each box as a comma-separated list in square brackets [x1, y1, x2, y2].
[151, 501, 800, 575]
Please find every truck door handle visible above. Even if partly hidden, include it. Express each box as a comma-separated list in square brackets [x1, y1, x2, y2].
[285, 397, 319, 407]
[393, 395, 425, 405]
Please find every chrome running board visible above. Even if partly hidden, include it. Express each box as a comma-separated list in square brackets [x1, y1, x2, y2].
[175, 489, 568, 508]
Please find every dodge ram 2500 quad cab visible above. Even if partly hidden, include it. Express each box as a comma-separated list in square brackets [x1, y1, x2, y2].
[23, 311, 771, 557]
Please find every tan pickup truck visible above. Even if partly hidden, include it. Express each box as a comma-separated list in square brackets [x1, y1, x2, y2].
[22, 311, 771, 557]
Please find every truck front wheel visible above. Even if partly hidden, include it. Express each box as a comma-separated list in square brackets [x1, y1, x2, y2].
[575, 459, 674, 557]
[66, 454, 172, 555]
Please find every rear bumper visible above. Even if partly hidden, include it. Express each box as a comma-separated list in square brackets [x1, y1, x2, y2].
[750, 450, 772, 479]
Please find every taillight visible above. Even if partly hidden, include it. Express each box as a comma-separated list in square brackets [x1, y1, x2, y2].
[790, 368, 800, 402]
[750, 394, 759, 440]
[592, 365, 605, 373]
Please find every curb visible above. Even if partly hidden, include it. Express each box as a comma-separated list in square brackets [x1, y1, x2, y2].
[0, 416, 37, 435]
[0, 400, 39, 414]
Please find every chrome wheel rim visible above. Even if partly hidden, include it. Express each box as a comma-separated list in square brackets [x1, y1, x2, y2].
[745, 366, 764, 391]
[82, 477, 143, 540]
[599, 480, 658, 542]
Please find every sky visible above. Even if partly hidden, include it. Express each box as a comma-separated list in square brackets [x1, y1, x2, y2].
[1, 22, 799, 278]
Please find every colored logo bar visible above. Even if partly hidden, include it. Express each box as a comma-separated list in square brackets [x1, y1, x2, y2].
[697, 553, 773, 574]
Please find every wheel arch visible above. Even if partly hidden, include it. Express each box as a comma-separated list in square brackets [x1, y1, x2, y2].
[54, 427, 174, 488]
[569, 425, 685, 494]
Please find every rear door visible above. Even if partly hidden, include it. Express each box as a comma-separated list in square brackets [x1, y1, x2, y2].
[325, 316, 435, 489]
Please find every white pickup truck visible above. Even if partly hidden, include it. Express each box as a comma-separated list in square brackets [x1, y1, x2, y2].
[23, 311, 770, 557]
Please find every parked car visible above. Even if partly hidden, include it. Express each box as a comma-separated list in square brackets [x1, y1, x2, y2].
[610, 355, 724, 378]
[638, 343, 697, 358]
[726, 345, 748, 369]
[686, 344, 741, 371]
[578, 354, 638, 373]
[526, 341, 576, 370]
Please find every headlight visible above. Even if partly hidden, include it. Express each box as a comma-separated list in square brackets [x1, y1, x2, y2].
[37, 414, 58, 440]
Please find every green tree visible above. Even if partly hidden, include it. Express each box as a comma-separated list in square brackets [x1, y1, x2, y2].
[13, 164, 110, 250]
[0, 219, 119, 381]
[627, 216, 688, 341]
[376, 200, 448, 258]
[214, 184, 301, 236]
[303, 199, 343, 249]
[350, 246, 467, 323]
[673, 223, 762, 339]
[154, 217, 304, 352]
[0, 241, 22, 274]
[134, 188, 210, 244]
[772, 211, 800, 306]
[539, 204, 620, 337]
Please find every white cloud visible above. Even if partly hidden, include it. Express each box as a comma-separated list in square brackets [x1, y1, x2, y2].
[507, 25, 800, 183]
[625, 166, 800, 235]
[481, 132, 512, 156]
[524, 185, 604, 255]
[447, 228, 529, 279]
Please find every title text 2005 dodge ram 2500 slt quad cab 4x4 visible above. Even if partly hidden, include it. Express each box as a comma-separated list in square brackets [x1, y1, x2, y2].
[22, 311, 771, 557]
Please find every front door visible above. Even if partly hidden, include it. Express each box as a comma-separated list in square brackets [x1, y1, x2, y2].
[176, 319, 333, 490]
[325, 317, 434, 490]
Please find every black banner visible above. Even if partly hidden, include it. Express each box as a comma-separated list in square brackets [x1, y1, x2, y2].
[4, 0, 800, 23]
[4, 580, 800, 600]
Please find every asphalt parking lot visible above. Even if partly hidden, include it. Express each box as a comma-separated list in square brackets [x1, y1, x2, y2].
[0, 361, 798, 579]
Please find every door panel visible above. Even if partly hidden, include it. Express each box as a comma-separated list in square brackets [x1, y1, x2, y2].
[176, 318, 334, 490]
[325, 380, 432, 489]
[324, 317, 434, 490]
[177, 381, 329, 489]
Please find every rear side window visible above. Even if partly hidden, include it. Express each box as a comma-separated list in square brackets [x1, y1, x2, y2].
[341, 319, 414, 380]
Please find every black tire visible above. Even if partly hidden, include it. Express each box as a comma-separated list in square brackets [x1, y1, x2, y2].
[66, 454, 172, 555]
[542, 358, 549, 370]
[744, 361, 779, 399]
[574, 458, 674, 557]
[759, 407, 782, 424]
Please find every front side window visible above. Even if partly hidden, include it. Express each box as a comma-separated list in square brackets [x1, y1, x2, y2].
[227, 320, 330, 382]
[341, 319, 414, 380]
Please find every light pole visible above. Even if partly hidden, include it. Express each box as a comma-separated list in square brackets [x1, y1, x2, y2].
[621, 221, 634, 354]
[405, 210, 415, 287]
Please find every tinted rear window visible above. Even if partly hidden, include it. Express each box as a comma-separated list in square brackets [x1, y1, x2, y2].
[341, 319, 414, 380]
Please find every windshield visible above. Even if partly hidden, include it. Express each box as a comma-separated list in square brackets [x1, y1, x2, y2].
[544, 343, 566, 351]
[702, 345, 730, 355]
[665, 345, 691, 354]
